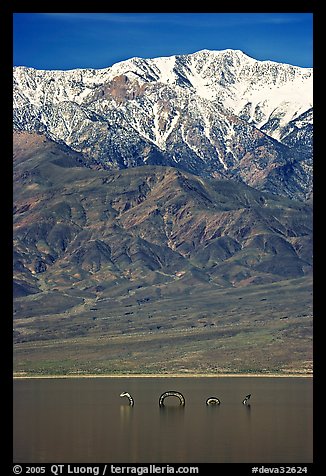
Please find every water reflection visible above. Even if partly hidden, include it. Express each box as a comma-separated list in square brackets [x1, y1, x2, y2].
[120, 405, 133, 432]
[159, 404, 186, 427]
[118, 404, 138, 462]
[13, 377, 313, 463]
[158, 405, 186, 462]
[120, 404, 133, 421]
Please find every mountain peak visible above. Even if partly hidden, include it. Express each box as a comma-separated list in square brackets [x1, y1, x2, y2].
[13, 48, 313, 201]
[194, 48, 247, 56]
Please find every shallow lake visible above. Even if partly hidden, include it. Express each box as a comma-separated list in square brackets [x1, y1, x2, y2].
[13, 376, 313, 463]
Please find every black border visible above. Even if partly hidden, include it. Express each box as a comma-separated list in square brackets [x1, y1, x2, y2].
[5, 1, 320, 471]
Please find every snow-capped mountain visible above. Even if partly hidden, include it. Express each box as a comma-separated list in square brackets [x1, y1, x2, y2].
[13, 49, 313, 200]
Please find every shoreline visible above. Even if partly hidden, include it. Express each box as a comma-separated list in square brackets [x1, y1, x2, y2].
[13, 372, 313, 379]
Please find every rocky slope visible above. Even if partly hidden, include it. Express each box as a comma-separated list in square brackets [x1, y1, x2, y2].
[13, 131, 313, 375]
[13, 49, 313, 201]
[13, 131, 312, 299]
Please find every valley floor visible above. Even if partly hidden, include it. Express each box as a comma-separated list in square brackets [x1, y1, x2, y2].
[13, 277, 313, 378]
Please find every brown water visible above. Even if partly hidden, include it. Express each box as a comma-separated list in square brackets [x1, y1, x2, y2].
[13, 377, 313, 463]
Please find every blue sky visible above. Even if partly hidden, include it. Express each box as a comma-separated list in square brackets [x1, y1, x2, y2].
[13, 13, 313, 70]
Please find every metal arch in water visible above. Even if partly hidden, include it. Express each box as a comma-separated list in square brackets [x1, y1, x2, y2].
[120, 392, 134, 406]
[206, 396, 221, 405]
[159, 391, 185, 407]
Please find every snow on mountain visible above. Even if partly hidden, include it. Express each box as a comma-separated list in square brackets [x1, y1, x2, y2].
[104, 49, 312, 136]
[13, 49, 313, 200]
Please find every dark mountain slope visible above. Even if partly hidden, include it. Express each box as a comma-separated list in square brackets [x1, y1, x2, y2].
[13, 131, 313, 375]
[13, 131, 312, 295]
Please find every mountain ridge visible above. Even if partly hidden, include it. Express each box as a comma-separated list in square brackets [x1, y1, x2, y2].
[13, 130, 312, 296]
[13, 49, 313, 201]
